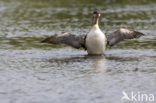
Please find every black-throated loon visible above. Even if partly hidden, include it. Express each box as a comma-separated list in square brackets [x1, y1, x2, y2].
[41, 11, 144, 55]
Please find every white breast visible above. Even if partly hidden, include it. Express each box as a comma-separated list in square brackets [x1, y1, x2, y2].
[85, 25, 107, 55]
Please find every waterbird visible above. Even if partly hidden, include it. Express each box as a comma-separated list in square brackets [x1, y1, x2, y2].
[41, 11, 144, 55]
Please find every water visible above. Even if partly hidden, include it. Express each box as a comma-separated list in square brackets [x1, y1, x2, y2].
[0, 0, 156, 103]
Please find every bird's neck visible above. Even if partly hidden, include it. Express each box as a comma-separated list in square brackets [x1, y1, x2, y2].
[92, 16, 99, 27]
[92, 24, 99, 30]
[92, 20, 100, 31]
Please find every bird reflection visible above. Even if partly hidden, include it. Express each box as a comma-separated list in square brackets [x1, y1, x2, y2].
[47, 54, 107, 74]
[85, 55, 107, 74]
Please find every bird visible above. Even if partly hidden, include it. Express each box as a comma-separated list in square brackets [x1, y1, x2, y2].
[41, 10, 144, 55]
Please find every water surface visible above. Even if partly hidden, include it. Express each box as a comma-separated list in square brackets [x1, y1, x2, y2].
[0, 0, 156, 103]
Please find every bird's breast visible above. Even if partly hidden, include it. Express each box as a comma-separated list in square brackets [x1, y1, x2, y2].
[85, 30, 107, 55]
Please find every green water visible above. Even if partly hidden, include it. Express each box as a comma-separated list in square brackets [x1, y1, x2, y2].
[0, 0, 156, 103]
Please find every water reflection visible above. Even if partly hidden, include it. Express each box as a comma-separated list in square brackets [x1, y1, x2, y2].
[86, 55, 107, 74]
[0, 0, 156, 103]
[48, 55, 107, 74]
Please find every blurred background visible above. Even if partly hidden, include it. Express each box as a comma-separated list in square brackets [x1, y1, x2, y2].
[0, 0, 156, 103]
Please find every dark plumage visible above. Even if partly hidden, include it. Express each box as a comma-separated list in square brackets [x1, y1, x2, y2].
[106, 28, 144, 46]
[41, 32, 86, 49]
[42, 28, 144, 49]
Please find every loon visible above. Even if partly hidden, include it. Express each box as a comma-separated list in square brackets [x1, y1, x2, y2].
[41, 11, 144, 55]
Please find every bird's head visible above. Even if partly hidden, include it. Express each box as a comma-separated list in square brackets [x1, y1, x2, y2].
[92, 10, 100, 26]
[93, 10, 100, 18]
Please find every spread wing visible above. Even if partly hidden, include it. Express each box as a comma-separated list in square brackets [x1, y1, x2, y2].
[106, 28, 145, 46]
[41, 32, 86, 49]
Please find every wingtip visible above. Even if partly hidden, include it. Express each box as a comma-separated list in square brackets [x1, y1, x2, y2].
[141, 32, 145, 36]
[41, 37, 50, 43]
[41, 39, 46, 43]
[135, 31, 145, 37]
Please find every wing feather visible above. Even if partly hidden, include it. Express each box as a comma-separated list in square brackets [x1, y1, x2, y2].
[106, 28, 144, 46]
[41, 32, 86, 49]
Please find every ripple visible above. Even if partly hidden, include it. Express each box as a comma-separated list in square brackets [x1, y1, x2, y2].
[0, 0, 156, 103]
